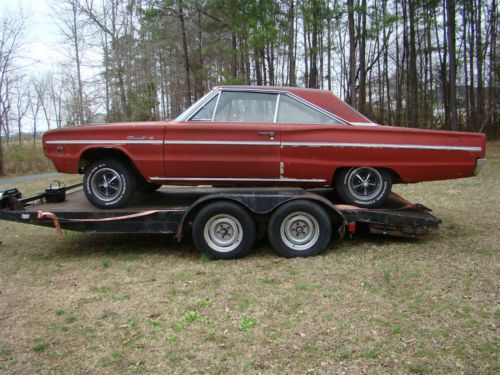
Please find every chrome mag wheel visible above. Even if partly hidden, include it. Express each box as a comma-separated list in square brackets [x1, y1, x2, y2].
[346, 167, 384, 201]
[90, 167, 124, 202]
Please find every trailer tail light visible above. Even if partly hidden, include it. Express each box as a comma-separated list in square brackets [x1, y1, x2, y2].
[348, 222, 356, 233]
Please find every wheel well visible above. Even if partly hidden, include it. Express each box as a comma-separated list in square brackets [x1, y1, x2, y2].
[333, 167, 402, 184]
[78, 148, 137, 174]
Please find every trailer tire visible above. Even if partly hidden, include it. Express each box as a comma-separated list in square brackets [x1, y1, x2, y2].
[192, 201, 256, 260]
[335, 167, 392, 208]
[84, 159, 136, 209]
[268, 200, 332, 258]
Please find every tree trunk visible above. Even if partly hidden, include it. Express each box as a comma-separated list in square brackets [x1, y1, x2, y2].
[347, 0, 356, 107]
[446, 0, 458, 130]
[358, 0, 367, 113]
[475, 0, 484, 129]
[178, 1, 192, 106]
[71, 1, 85, 125]
[407, 0, 419, 127]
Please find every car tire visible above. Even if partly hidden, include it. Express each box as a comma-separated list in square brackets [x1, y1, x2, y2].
[335, 167, 392, 208]
[83, 159, 136, 209]
[268, 200, 332, 258]
[192, 201, 256, 260]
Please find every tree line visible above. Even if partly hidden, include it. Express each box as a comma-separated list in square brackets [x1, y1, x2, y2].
[0, 0, 498, 176]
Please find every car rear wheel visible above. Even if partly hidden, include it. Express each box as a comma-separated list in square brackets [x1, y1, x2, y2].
[335, 167, 392, 208]
[83, 159, 136, 209]
[268, 200, 332, 258]
[192, 201, 256, 260]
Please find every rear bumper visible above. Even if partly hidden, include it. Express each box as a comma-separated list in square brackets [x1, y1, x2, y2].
[473, 158, 487, 176]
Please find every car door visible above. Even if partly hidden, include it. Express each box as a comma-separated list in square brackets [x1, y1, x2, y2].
[162, 90, 281, 183]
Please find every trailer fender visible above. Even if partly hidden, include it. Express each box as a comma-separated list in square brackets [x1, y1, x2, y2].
[176, 192, 347, 241]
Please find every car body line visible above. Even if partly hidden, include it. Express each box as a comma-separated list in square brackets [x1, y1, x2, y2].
[45, 140, 163, 145]
[45, 139, 481, 152]
[163, 140, 280, 146]
[281, 142, 481, 152]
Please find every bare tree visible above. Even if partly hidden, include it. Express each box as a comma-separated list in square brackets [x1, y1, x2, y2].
[33, 74, 51, 130]
[0, 9, 27, 175]
[29, 78, 41, 149]
[52, 0, 88, 125]
[12, 78, 30, 148]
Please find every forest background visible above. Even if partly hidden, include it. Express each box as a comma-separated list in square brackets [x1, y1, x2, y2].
[0, 0, 498, 176]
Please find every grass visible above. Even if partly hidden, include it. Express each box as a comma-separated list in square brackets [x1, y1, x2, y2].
[0, 142, 499, 373]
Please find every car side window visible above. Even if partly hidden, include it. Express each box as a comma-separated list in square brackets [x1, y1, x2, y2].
[213, 91, 277, 123]
[190, 94, 219, 121]
[277, 95, 342, 124]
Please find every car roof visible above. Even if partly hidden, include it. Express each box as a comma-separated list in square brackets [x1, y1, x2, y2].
[215, 85, 375, 125]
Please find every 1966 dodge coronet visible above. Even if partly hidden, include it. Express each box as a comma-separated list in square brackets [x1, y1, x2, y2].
[43, 86, 486, 209]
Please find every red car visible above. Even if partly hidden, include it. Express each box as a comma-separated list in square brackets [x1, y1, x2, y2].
[42, 86, 486, 209]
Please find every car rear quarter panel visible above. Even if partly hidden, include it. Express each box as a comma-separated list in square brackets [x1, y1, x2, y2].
[281, 124, 486, 183]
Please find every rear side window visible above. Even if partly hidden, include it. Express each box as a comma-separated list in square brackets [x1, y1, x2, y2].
[277, 95, 341, 124]
[213, 92, 277, 123]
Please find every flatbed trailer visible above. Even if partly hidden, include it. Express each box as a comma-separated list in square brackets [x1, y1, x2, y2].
[0, 184, 440, 259]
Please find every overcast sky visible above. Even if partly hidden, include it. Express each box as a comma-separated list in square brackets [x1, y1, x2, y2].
[0, 0, 64, 71]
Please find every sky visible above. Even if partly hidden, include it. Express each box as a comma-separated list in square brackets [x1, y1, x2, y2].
[1, 0, 101, 132]
[0, 0, 65, 71]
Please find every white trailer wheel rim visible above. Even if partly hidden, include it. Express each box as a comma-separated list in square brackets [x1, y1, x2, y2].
[280, 212, 320, 251]
[203, 214, 243, 253]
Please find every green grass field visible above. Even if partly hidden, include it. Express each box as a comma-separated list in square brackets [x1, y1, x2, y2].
[0, 144, 498, 374]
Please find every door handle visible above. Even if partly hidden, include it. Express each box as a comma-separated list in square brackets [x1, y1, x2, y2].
[258, 131, 275, 137]
[258, 131, 275, 141]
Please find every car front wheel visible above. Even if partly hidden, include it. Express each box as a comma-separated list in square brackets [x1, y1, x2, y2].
[83, 159, 136, 209]
[335, 167, 392, 208]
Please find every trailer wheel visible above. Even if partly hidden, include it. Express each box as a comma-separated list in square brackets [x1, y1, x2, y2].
[268, 200, 332, 258]
[335, 167, 392, 208]
[192, 201, 256, 260]
[84, 159, 136, 209]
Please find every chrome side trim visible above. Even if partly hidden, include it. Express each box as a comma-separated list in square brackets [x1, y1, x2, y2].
[149, 177, 327, 183]
[281, 142, 482, 152]
[164, 140, 280, 146]
[46, 139, 481, 152]
[211, 92, 221, 122]
[45, 140, 163, 145]
[215, 86, 287, 95]
[473, 158, 487, 175]
[178, 87, 351, 125]
[273, 93, 281, 123]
